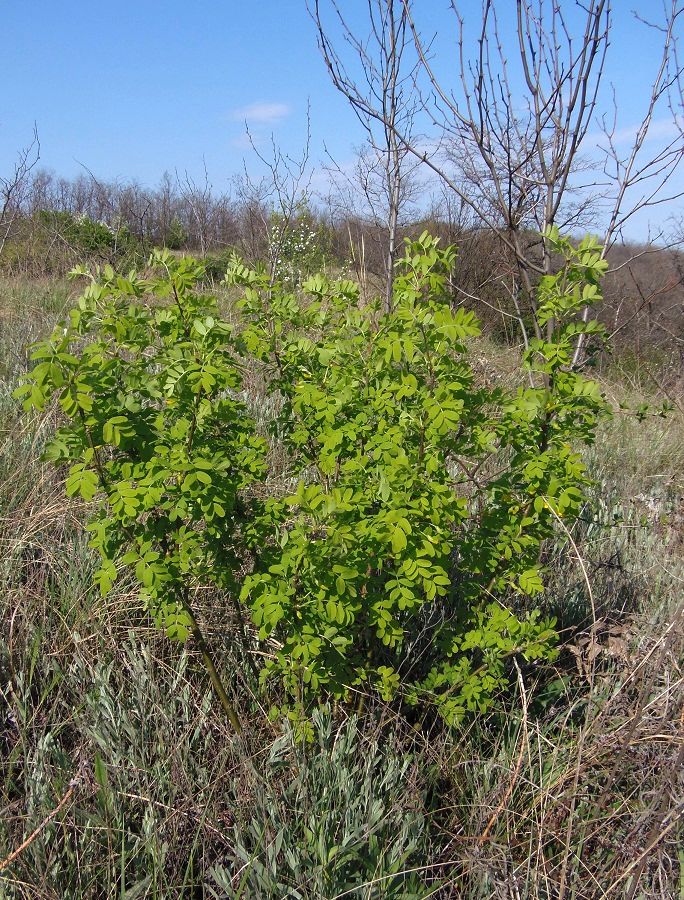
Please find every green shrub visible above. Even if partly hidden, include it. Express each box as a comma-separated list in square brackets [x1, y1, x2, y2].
[164, 217, 187, 250]
[37, 210, 140, 264]
[202, 248, 239, 282]
[15, 231, 609, 730]
[229, 230, 608, 725]
[38, 211, 111, 255]
[15, 252, 267, 730]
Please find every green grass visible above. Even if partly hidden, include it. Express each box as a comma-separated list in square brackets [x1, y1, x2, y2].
[0, 275, 682, 898]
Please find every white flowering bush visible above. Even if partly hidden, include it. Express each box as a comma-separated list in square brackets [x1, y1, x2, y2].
[268, 211, 329, 288]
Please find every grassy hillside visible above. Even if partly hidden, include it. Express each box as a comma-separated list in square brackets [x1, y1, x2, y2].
[0, 273, 682, 899]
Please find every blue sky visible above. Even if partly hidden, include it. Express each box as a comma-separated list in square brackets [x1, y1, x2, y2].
[1, 0, 334, 185]
[1, 1, 682, 238]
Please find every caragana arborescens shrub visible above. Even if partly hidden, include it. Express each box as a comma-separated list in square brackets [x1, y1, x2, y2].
[15, 251, 267, 730]
[16, 232, 609, 732]
[229, 228, 608, 726]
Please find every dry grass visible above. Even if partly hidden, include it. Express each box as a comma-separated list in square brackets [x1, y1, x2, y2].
[0, 274, 682, 898]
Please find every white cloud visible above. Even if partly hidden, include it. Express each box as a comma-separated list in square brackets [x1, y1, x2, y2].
[590, 115, 683, 147]
[232, 102, 291, 124]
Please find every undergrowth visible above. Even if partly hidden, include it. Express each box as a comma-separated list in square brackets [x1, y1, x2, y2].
[0, 272, 682, 898]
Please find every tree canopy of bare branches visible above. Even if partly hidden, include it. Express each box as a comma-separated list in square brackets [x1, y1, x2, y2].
[314, 0, 684, 351]
[313, 0, 424, 307]
[0, 127, 40, 258]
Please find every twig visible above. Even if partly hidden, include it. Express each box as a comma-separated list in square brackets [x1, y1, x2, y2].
[0, 778, 79, 874]
[477, 659, 529, 845]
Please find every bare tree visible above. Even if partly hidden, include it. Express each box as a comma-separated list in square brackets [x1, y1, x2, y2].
[323, 140, 420, 288]
[233, 109, 314, 287]
[314, 0, 684, 352]
[151, 171, 182, 246]
[0, 126, 40, 258]
[176, 162, 215, 256]
[313, 0, 422, 309]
